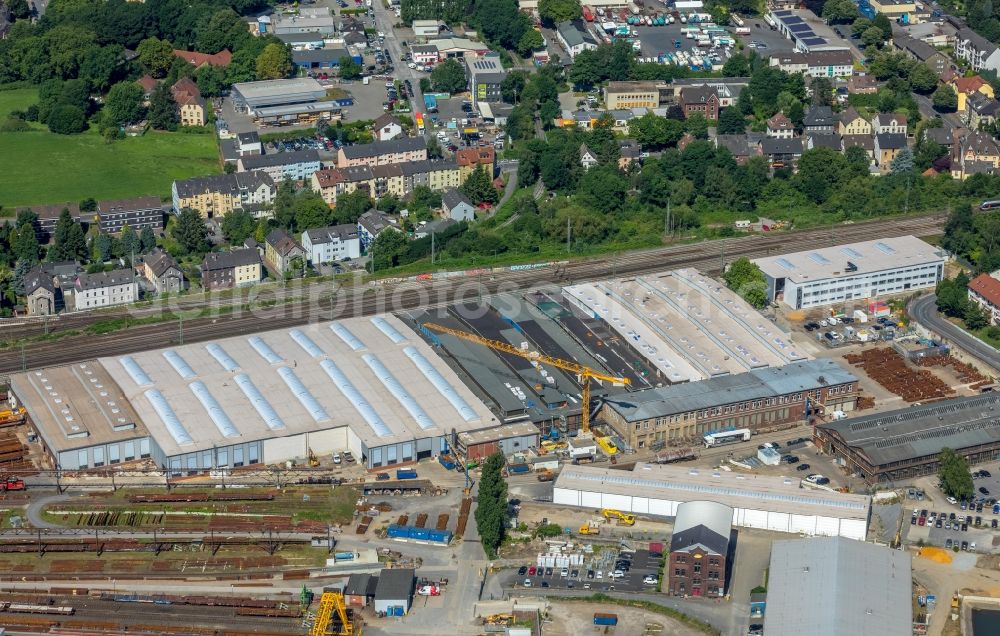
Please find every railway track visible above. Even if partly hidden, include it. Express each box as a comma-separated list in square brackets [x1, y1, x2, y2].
[0, 214, 946, 374]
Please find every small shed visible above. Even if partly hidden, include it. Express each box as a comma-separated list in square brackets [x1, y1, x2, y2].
[344, 573, 379, 607]
[567, 437, 597, 459]
[529, 455, 559, 471]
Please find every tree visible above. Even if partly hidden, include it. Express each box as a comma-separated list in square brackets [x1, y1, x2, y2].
[822, 0, 858, 24]
[12, 222, 40, 264]
[137, 37, 175, 79]
[538, 0, 581, 26]
[685, 112, 709, 138]
[47, 104, 87, 134]
[937, 448, 974, 500]
[500, 71, 527, 104]
[578, 165, 626, 213]
[369, 228, 408, 270]
[196, 8, 249, 54]
[430, 58, 467, 94]
[338, 56, 362, 80]
[965, 301, 989, 330]
[890, 147, 914, 174]
[723, 257, 768, 308]
[872, 12, 893, 41]
[49, 209, 87, 262]
[932, 84, 958, 112]
[461, 166, 499, 205]
[119, 224, 140, 260]
[474, 452, 508, 559]
[333, 190, 374, 225]
[221, 209, 256, 245]
[862, 26, 885, 49]
[517, 29, 544, 57]
[256, 42, 292, 80]
[148, 82, 179, 131]
[93, 233, 115, 262]
[195, 64, 228, 98]
[716, 107, 747, 135]
[628, 112, 684, 149]
[102, 81, 144, 129]
[172, 208, 209, 254]
[909, 63, 937, 94]
[568, 48, 602, 89]
[140, 226, 156, 253]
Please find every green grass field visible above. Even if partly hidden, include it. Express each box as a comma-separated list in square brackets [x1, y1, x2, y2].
[0, 88, 221, 211]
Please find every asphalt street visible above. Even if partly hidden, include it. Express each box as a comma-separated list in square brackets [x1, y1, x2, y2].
[909, 293, 1000, 371]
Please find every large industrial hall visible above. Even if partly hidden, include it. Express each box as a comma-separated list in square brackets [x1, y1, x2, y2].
[9, 315, 500, 472]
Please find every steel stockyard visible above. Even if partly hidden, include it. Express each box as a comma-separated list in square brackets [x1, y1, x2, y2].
[0, 215, 946, 374]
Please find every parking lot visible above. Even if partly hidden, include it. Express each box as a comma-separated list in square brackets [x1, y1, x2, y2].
[903, 462, 1000, 554]
[634, 24, 732, 65]
[505, 548, 663, 594]
[734, 21, 796, 54]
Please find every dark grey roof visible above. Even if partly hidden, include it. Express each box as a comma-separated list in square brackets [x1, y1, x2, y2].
[305, 224, 358, 245]
[607, 359, 856, 422]
[760, 137, 803, 155]
[24, 266, 56, 296]
[173, 172, 275, 199]
[842, 134, 875, 151]
[143, 249, 180, 278]
[876, 133, 907, 150]
[374, 568, 414, 601]
[373, 113, 402, 131]
[98, 196, 162, 215]
[442, 188, 472, 210]
[340, 136, 426, 160]
[923, 127, 953, 146]
[681, 85, 718, 104]
[958, 27, 998, 55]
[399, 158, 457, 176]
[808, 133, 842, 150]
[237, 131, 260, 145]
[894, 34, 943, 62]
[265, 228, 303, 257]
[277, 32, 327, 44]
[670, 500, 731, 555]
[803, 105, 836, 128]
[618, 139, 641, 157]
[76, 268, 134, 290]
[358, 209, 397, 234]
[670, 524, 729, 556]
[239, 149, 320, 170]
[344, 573, 373, 597]
[28, 203, 82, 222]
[201, 248, 261, 272]
[818, 393, 1000, 467]
[968, 92, 1000, 116]
[557, 19, 597, 48]
[716, 134, 752, 156]
[293, 47, 349, 64]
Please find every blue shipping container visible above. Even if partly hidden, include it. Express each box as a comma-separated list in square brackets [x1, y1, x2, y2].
[594, 613, 618, 626]
[427, 529, 453, 543]
[508, 464, 529, 474]
[387, 525, 410, 538]
[396, 469, 418, 479]
[412, 528, 430, 540]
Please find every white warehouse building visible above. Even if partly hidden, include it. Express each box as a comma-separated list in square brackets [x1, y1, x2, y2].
[752, 235, 945, 310]
[553, 463, 871, 540]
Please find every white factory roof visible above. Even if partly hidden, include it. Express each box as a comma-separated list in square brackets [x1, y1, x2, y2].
[752, 235, 944, 285]
[99, 314, 497, 456]
[563, 268, 807, 383]
[554, 462, 871, 521]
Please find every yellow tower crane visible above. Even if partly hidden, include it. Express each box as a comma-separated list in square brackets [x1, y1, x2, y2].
[422, 322, 630, 436]
[311, 591, 359, 636]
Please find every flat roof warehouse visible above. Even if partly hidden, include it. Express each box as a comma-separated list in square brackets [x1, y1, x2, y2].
[11, 315, 499, 471]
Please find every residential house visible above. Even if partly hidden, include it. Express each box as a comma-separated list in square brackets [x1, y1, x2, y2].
[603, 81, 663, 109]
[136, 75, 157, 101]
[172, 172, 277, 218]
[400, 159, 461, 192]
[874, 134, 908, 171]
[238, 149, 322, 182]
[337, 137, 427, 168]
[802, 105, 836, 134]
[618, 139, 642, 169]
[668, 78, 747, 107]
[952, 75, 995, 113]
[414, 218, 456, 239]
[842, 134, 877, 164]
[96, 196, 163, 235]
[892, 34, 952, 77]
[455, 146, 495, 181]
[968, 273, 1000, 325]
[312, 165, 374, 206]
[955, 27, 1000, 73]
[411, 44, 440, 66]
[66, 269, 138, 312]
[373, 113, 404, 141]
[311, 159, 461, 206]
[766, 112, 794, 139]
[369, 163, 406, 199]
[966, 92, 1000, 129]
[357, 209, 400, 250]
[141, 248, 184, 294]
[173, 49, 232, 68]
[200, 248, 262, 290]
[872, 113, 908, 135]
[950, 129, 1000, 179]
[171, 77, 206, 127]
[579, 144, 599, 170]
[759, 137, 803, 168]
[442, 189, 475, 222]
[555, 19, 598, 59]
[838, 107, 871, 136]
[805, 133, 842, 151]
[715, 134, 757, 164]
[24, 266, 57, 316]
[679, 85, 719, 120]
[847, 75, 879, 94]
[264, 229, 306, 274]
[923, 126, 957, 151]
[301, 224, 360, 264]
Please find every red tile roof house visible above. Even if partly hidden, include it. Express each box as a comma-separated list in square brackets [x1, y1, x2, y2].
[968, 273, 1000, 326]
[172, 49, 233, 68]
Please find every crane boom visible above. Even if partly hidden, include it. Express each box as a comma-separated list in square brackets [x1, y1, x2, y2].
[422, 322, 629, 435]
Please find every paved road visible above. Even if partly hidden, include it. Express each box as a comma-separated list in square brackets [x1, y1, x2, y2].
[371, 0, 427, 135]
[909, 293, 1000, 372]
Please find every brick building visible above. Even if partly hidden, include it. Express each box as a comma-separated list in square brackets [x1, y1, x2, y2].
[667, 500, 732, 598]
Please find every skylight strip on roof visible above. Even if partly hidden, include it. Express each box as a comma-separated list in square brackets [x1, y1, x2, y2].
[289, 329, 324, 358]
[233, 373, 285, 430]
[874, 241, 896, 254]
[319, 359, 392, 437]
[363, 353, 435, 430]
[277, 366, 330, 422]
[144, 389, 194, 446]
[370, 316, 408, 344]
[776, 258, 795, 271]
[403, 346, 480, 422]
[248, 336, 283, 364]
[120, 356, 153, 386]
[206, 343, 240, 372]
[189, 381, 240, 438]
[163, 350, 197, 380]
[330, 322, 366, 351]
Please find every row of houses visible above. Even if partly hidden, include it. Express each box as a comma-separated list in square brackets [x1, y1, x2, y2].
[25, 197, 164, 243]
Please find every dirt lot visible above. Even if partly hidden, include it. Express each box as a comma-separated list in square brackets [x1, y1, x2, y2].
[544, 601, 705, 636]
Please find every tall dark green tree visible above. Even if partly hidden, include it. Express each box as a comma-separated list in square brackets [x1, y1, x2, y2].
[938, 448, 974, 500]
[172, 208, 209, 254]
[461, 166, 498, 205]
[140, 226, 157, 253]
[474, 452, 508, 559]
[148, 82, 179, 130]
[49, 209, 87, 262]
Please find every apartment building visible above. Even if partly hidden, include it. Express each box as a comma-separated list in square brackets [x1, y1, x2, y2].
[968, 274, 1000, 325]
[200, 249, 263, 290]
[141, 248, 184, 294]
[237, 149, 321, 182]
[96, 196, 164, 234]
[301, 224, 361, 264]
[603, 81, 662, 109]
[337, 137, 428, 168]
[172, 172, 277, 218]
[66, 269, 139, 311]
[455, 146, 495, 181]
[955, 27, 1000, 73]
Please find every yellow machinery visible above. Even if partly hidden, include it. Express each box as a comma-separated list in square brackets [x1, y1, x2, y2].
[0, 407, 26, 426]
[595, 436, 618, 455]
[579, 521, 601, 535]
[311, 591, 358, 636]
[484, 614, 514, 625]
[601, 508, 635, 526]
[422, 323, 629, 435]
[308, 448, 320, 468]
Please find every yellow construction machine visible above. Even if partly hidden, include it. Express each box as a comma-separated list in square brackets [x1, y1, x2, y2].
[311, 591, 359, 636]
[601, 508, 635, 526]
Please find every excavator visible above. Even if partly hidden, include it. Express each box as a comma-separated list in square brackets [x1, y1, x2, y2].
[0, 406, 26, 427]
[311, 591, 359, 636]
[421, 323, 629, 436]
[601, 508, 635, 526]
[308, 448, 320, 468]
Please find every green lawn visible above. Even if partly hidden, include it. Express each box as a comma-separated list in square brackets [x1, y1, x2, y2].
[0, 88, 221, 210]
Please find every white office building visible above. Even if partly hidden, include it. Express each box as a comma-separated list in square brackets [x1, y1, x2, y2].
[301, 224, 361, 264]
[752, 236, 945, 309]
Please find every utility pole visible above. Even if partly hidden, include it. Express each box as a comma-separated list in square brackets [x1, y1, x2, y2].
[665, 200, 671, 237]
[431, 231, 435, 265]
[178, 314, 184, 345]
[21, 342, 26, 372]
[720, 240, 726, 273]
[566, 217, 571, 253]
